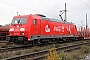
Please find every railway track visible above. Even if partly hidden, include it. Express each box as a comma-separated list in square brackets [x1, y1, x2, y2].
[0, 39, 89, 53]
[4, 41, 90, 60]
[0, 45, 32, 53]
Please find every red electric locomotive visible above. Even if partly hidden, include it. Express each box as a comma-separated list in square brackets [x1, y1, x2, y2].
[6, 14, 83, 45]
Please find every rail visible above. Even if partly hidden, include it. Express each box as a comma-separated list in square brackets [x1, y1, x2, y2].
[4, 41, 90, 60]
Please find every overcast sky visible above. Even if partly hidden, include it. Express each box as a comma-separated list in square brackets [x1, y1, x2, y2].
[0, 0, 90, 28]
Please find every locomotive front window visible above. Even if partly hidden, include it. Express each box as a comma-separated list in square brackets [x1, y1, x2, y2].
[11, 18, 27, 24]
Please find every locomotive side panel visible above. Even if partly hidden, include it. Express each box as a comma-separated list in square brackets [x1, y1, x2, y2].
[39, 19, 76, 37]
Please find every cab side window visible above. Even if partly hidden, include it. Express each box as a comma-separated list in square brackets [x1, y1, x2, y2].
[33, 19, 37, 25]
[75, 26, 76, 29]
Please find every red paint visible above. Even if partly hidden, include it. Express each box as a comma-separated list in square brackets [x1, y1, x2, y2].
[8, 14, 90, 42]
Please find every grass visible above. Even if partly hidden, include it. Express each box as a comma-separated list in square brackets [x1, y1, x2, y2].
[0, 43, 7, 48]
[31, 46, 41, 52]
[15, 50, 22, 55]
[0, 55, 2, 59]
[4, 54, 9, 58]
[25, 49, 31, 53]
[58, 45, 90, 60]
[59, 52, 67, 60]
[80, 45, 90, 54]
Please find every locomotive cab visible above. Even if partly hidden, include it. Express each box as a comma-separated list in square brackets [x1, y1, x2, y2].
[6, 15, 30, 44]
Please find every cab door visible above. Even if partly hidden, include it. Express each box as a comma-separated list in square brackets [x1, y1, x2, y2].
[35, 19, 41, 36]
[30, 19, 41, 36]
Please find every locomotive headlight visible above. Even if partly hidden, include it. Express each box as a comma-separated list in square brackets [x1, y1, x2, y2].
[9, 28, 14, 31]
[20, 28, 25, 31]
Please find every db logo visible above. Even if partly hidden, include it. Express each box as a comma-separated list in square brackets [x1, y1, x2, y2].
[45, 25, 50, 32]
